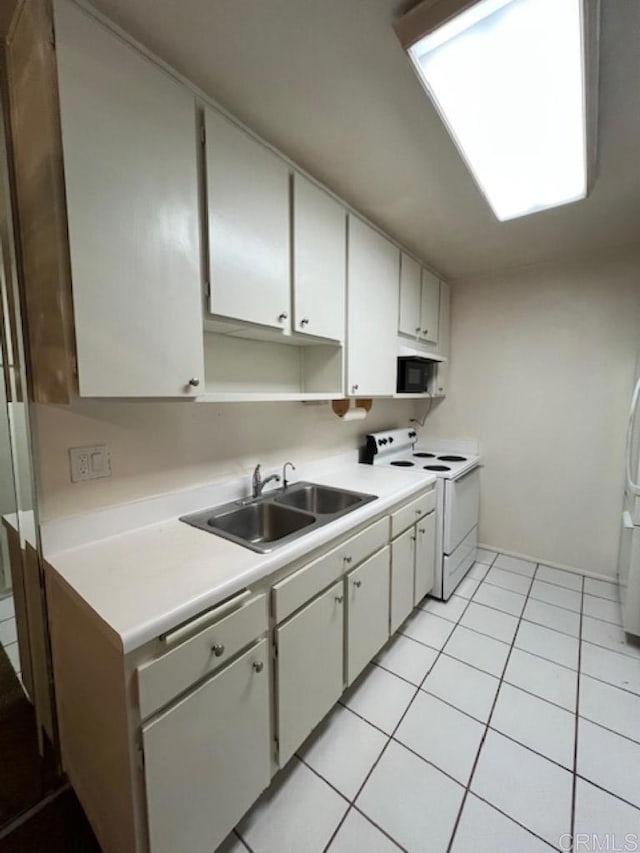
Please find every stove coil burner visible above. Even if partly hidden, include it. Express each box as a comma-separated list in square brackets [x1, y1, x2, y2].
[438, 455, 467, 462]
[390, 461, 415, 467]
[424, 464, 451, 471]
[413, 452, 436, 458]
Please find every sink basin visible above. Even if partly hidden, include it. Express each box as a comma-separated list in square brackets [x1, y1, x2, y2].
[208, 502, 315, 545]
[275, 484, 366, 515]
[180, 481, 377, 553]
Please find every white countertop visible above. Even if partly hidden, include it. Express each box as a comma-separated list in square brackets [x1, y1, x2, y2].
[44, 462, 435, 654]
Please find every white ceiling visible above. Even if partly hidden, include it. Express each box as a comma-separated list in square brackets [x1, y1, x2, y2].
[88, 0, 640, 279]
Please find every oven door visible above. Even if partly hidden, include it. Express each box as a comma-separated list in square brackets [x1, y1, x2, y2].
[443, 466, 480, 555]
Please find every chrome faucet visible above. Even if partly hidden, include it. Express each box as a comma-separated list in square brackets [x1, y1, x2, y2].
[282, 461, 296, 488]
[252, 464, 281, 499]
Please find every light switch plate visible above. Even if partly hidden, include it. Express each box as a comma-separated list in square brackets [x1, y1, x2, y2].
[69, 445, 111, 483]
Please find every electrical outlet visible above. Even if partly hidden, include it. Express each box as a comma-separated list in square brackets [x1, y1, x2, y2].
[69, 445, 111, 483]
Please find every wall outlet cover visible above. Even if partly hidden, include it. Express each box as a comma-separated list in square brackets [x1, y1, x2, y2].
[69, 445, 111, 483]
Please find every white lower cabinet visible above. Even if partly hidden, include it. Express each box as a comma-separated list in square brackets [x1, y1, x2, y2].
[346, 546, 391, 685]
[275, 580, 344, 766]
[390, 527, 416, 634]
[415, 510, 436, 604]
[390, 505, 436, 630]
[141, 640, 270, 853]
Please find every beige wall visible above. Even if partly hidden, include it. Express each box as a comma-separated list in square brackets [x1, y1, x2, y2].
[33, 398, 414, 521]
[421, 250, 640, 578]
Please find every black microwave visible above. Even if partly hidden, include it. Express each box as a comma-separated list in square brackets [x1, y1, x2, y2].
[397, 357, 433, 394]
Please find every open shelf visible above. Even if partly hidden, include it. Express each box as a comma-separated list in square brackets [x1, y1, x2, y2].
[201, 331, 343, 402]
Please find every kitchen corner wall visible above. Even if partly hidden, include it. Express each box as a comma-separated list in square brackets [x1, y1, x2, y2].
[32, 398, 415, 522]
[421, 247, 640, 578]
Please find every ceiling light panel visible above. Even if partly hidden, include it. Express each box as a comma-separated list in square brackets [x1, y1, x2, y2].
[406, 0, 588, 221]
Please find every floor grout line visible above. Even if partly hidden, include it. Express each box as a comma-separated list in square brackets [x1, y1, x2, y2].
[570, 576, 584, 853]
[577, 713, 640, 747]
[321, 588, 480, 852]
[445, 563, 542, 852]
[237, 557, 632, 853]
[580, 635, 640, 661]
[573, 774, 640, 814]
[463, 792, 558, 851]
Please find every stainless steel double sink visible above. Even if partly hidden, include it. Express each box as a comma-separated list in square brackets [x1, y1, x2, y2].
[180, 482, 378, 553]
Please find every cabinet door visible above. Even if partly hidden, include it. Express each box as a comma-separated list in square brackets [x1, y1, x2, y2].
[293, 174, 346, 341]
[390, 528, 416, 634]
[415, 511, 436, 605]
[419, 268, 440, 344]
[55, 0, 204, 397]
[347, 217, 399, 396]
[142, 640, 270, 853]
[346, 547, 390, 685]
[398, 253, 421, 338]
[433, 281, 450, 395]
[276, 581, 344, 766]
[205, 107, 290, 331]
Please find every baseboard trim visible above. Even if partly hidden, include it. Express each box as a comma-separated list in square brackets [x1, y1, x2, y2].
[478, 542, 617, 583]
[0, 784, 69, 841]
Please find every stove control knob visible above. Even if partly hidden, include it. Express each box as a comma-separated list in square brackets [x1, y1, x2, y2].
[388, 436, 394, 443]
[409, 430, 417, 439]
[380, 438, 388, 445]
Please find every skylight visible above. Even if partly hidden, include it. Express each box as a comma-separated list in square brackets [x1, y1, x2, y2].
[404, 0, 588, 221]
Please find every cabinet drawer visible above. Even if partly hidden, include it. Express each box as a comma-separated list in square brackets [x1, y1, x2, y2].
[390, 489, 436, 538]
[137, 594, 267, 719]
[272, 517, 388, 624]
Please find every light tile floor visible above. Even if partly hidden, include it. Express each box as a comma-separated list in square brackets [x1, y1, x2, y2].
[222, 553, 640, 853]
[0, 593, 21, 679]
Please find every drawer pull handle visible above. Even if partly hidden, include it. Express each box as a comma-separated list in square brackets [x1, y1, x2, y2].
[335, 595, 344, 604]
[212, 643, 225, 657]
[354, 580, 362, 588]
[253, 660, 264, 673]
[344, 556, 353, 564]
[419, 528, 426, 534]
[160, 589, 251, 645]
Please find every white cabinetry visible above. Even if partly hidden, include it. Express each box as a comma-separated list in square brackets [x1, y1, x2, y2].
[420, 268, 440, 345]
[347, 218, 399, 397]
[433, 281, 450, 396]
[204, 107, 290, 332]
[390, 528, 416, 634]
[54, 0, 204, 397]
[293, 175, 346, 342]
[398, 253, 422, 338]
[275, 581, 344, 765]
[390, 489, 436, 630]
[142, 641, 270, 853]
[398, 252, 440, 346]
[346, 546, 390, 684]
[415, 510, 436, 604]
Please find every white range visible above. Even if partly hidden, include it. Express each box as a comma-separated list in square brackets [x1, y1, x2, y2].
[363, 429, 481, 599]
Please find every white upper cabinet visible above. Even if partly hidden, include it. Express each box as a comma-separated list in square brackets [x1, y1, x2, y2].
[54, 0, 204, 397]
[397, 252, 441, 346]
[292, 175, 346, 342]
[347, 218, 399, 397]
[204, 107, 291, 332]
[420, 268, 440, 345]
[398, 253, 422, 338]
